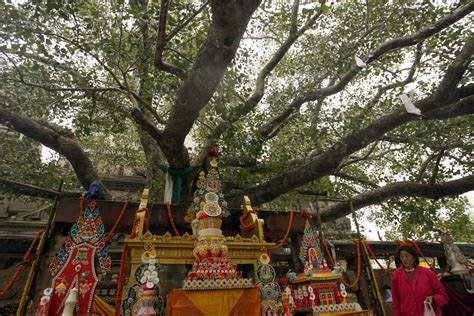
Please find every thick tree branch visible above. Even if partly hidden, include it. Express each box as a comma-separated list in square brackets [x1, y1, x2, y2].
[227, 37, 473, 206]
[433, 35, 474, 101]
[319, 175, 474, 221]
[455, 83, 474, 99]
[131, 108, 190, 166]
[332, 172, 380, 188]
[229, 94, 473, 206]
[423, 94, 474, 119]
[161, 0, 261, 168]
[192, 1, 324, 165]
[261, 3, 474, 137]
[154, 0, 188, 81]
[0, 108, 103, 193]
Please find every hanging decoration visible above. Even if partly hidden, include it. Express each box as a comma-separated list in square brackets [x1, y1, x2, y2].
[255, 252, 282, 315]
[0, 230, 42, 298]
[36, 182, 113, 315]
[182, 149, 252, 290]
[35, 288, 53, 316]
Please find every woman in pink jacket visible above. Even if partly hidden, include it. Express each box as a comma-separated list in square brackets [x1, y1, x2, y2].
[391, 245, 448, 316]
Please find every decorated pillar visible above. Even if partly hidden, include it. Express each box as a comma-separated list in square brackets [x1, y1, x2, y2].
[255, 252, 282, 315]
[121, 189, 164, 316]
[122, 235, 164, 316]
[182, 151, 253, 290]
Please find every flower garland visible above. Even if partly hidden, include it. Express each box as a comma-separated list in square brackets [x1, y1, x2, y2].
[114, 241, 129, 316]
[166, 202, 180, 236]
[239, 209, 258, 231]
[79, 196, 84, 216]
[104, 200, 129, 243]
[322, 240, 336, 269]
[363, 241, 391, 275]
[268, 208, 294, 250]
[361, 240, 387, 316]
[412, 241, 436, 271]
[323, 239, 361, 289]
[0, 230, 43, 297]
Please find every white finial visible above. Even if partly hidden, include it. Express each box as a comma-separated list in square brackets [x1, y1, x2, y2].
[61, 288, 78, 316]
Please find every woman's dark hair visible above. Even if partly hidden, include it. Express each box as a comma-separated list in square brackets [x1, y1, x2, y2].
[395, 246, 420, 267]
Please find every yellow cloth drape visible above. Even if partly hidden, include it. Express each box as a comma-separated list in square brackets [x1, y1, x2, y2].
[169, 287, 261, 316]
[93, 295, 115, 315]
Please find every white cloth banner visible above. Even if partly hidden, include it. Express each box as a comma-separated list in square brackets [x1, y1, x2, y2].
[164, 172, 173, 204]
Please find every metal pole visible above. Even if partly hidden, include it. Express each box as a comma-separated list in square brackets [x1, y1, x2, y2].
[16, 181, 63, 315]
[314, 199, 323, 240]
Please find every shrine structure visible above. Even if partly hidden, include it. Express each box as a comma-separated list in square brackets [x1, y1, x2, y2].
[288, 218, 369, 315]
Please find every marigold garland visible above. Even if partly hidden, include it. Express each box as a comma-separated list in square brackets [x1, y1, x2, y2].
[361, 240, 387, 316]
[268, 208, 294, 249]
[322, 240, 336, 268]
[363, 240, 391, 275]
[0, 230, 43, 297]
[166, 202, 180, 237]
[79, 196, 84, 216]
[114, 241, 129, 316]
[323, 239, 361, 289]
[239, 209, 258, 231]
[104, 200, 129, 243]
[412, 241, 436, 271]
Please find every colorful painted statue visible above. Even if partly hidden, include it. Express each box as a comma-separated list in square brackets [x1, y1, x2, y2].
[439, 228, 471, 275]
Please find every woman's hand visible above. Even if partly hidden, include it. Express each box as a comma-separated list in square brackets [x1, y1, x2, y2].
[424, 296, 433, 304]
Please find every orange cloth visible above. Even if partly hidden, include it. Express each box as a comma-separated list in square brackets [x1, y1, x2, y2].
[169, 287, 261, 316]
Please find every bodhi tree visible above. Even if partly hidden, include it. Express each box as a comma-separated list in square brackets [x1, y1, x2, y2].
[1, 0, 473, 239]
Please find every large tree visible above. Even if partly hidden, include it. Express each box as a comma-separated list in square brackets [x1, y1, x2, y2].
[1, 0, 473, 239]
